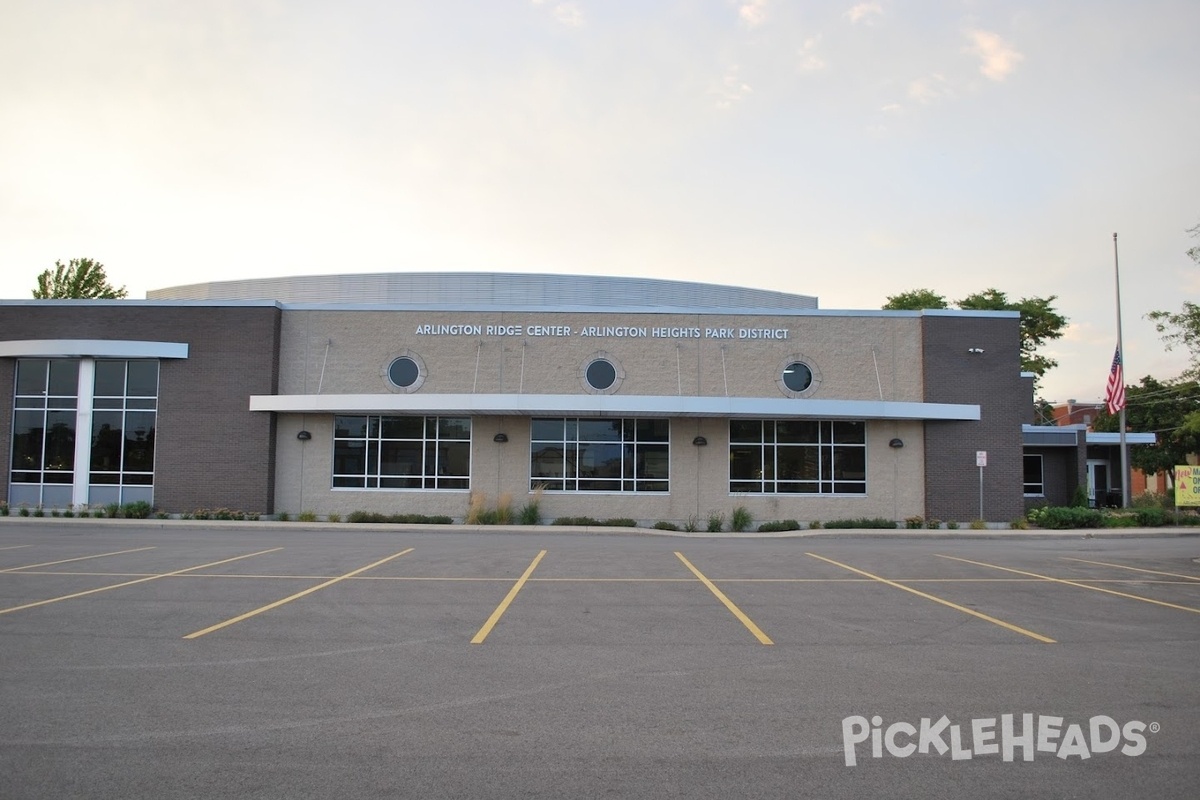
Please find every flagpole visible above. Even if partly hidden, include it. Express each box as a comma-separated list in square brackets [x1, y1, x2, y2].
[1114, 232, 1129, 508]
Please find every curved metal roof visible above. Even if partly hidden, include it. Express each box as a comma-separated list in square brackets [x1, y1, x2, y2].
[146, 272, 818, 311]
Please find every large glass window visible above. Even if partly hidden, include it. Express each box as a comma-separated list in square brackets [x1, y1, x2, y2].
[333, 415, 471, 490]
[530, 417, 669, 492]
[10, 360, 79, 507]
[729, 420, 866, 494]
[89, 360, 159, 505]
[1023, 455, 1044, 496]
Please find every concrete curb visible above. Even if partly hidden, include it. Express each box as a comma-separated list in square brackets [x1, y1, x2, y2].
[1, 515, 1198, 540]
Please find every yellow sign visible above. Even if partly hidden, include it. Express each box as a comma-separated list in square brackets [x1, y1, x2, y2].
[1175, 466, 1200, 507]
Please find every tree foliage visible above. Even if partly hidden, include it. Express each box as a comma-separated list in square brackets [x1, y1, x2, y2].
[1091, 376, 1200, 474]
[882, 288, 949, 310]
[1146, 222, 1200, 380]
[33, 258, 127, 299]
[883, 286, 1068, 382]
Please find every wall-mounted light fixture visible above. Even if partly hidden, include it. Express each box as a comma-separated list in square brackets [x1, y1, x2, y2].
[888, 438, 904, 448]
[297, 430, 312, 441]
[967, 348, 985, 354]
[493, 433, 509, 443]
[693, 436, 708, 446]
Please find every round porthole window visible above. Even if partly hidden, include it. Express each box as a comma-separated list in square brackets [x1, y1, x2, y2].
[389, 357, 419, 387]
[586, 359, 617, 391]
[383, 352, 426, 392]
[782, 362, 812, 393]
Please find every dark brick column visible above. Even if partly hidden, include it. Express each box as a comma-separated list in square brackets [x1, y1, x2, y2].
[922, 312, 1025, 523]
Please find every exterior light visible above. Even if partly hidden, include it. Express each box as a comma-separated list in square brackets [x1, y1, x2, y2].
[693, 436, 708, 446]
[493, 433, 509, 443]
[297, 431, 312, 441]
[889, 438, 904, 448]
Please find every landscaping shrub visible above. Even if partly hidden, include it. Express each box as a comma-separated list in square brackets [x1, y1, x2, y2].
[601, 518, 637, 527]
[969, 519, 987, 530]
[465, 490, 487, 525]
[1101, 513, 1139, 528]
[518, 486, 544, 525]
[346, 511, 451, 524]
[822, 518, 898, 529]
[0, 502, 8, 516]
[1010, 517, 1029, 530]
[730, 505, 753, 532]
[552, 516, 600, 526]
[1029, 506, 1102, 529]
[122, 501, 153, 519]
[653, 521, 680, 531]
[757, 519, 801, 532]
[326, 512, 341, 523]
[946, 520, 959, 530]
[1134, 507, 1167, 527]
[684, 515, 699, 532]
[494, 492, 513, 525]
[277, 511, 290, 522]
[32, 506, 45, 518]
[104, 503, 121, 519]
[706, 512, 725, 532]
[297, 510, 318, 522]
[904, 516, 924, 529]
[808, 520, 822, 529]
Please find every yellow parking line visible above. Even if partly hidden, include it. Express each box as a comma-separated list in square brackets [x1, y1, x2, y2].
[184, 548, 415, 639]
[1061, 557, 1200, 582]
[936, 555, 1200, 615]
[807, 552, 1055, 644]
[471, 550, 546, 644]
[0, 547, 156, 572]
[675, 552, 773, 645]
[0, 548, 282, 616]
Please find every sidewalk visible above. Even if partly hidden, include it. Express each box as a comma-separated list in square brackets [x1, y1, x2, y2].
[2, 515, 1198, 539]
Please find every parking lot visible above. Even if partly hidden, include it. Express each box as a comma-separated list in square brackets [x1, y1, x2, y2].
[1, 522, 1198, 799]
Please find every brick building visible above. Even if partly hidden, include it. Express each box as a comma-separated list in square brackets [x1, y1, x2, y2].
[3, 273, 1049, 525]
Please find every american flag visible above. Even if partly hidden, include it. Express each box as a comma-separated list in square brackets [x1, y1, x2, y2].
[1105, 346, 1125, 415]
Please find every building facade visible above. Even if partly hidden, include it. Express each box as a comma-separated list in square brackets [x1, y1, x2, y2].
[2, 273, 1031, 525]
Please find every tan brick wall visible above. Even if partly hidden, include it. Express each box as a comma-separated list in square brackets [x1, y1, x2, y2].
[272, 309, 928, 524]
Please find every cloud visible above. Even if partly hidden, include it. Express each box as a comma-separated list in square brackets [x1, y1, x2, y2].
[845, 3, 883, 25]
[797, 37, 826, 73]
[737, 0, 769, 28]
[712, 66, 753, 110]
[966, 29, 1023, 81]
[908, 74, 953, 104]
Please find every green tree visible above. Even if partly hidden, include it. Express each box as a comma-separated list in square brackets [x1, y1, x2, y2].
[33, 258, 127, 299]
[1091, 376, 1200, 474]
[883, 286, 1068, 384]
[881, 288, 949, 310]
[1146, 222, 1200, 379]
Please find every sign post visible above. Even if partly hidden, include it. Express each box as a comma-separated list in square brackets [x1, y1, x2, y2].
[976, 451, 987, 522]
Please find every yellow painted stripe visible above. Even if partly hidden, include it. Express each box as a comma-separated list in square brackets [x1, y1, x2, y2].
[0, 548, 282, 616]
[471, 550, 546, 644]
[1061, 557, 1200, 582]
[936, 554, 1200, 615]
[806, 552, 1056, 644]
[184, 548, 414, 639]
[0, 546, 156, 572]
[675, 552, 773, 645]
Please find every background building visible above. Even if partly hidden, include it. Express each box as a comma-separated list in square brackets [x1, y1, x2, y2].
[3, 273, 1036, 525]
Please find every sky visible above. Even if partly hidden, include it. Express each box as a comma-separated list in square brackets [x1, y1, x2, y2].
[2, 0, 1197, 406]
